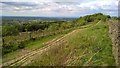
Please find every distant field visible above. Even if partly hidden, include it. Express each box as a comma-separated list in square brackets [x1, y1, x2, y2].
[2, 16, 77, 21]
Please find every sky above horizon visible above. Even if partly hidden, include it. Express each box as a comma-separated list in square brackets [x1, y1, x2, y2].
[0, 0, 119, 17]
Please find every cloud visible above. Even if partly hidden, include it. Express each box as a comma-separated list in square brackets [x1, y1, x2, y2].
[1, 2, 37, 7]
[1, 0, 90, 2]
[1, 0, 118, 17]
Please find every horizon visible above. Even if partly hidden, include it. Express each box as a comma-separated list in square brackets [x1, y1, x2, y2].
[1, 13, 118, 18]
[1, 15, 79, 18]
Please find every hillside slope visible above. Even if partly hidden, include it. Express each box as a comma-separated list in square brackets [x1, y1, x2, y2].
[2, 13, 116, 66]
[25, 20, 115, 66]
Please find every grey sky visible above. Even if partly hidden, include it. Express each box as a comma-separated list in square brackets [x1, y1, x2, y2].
[1, 0, 118, 17]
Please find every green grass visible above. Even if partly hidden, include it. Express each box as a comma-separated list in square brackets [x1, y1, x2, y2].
[26, 34, 63, 50]
[27, 21, 115, 66]
[2, 33, 66, 63]
[2, 25, 75, 63]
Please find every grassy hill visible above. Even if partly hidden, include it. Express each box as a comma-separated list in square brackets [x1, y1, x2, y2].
[27, 20, 115, 66]
[2, 13, 118, 66]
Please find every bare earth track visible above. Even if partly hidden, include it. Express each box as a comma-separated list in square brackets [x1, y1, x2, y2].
[1, 21, 101, 66]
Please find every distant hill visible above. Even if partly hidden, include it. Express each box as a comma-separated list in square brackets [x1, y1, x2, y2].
[2, 16, 77, 21]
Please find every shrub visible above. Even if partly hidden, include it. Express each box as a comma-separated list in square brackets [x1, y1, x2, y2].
[2, 25, 19, 37]
[2, 43, 18, 55]
[18, 42, 25, 49]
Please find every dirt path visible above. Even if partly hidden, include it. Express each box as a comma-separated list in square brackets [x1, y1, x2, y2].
[1, 21, 101, 66]
[1, 27, 78, 66]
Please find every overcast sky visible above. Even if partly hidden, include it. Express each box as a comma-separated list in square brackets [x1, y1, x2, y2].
[0, 0, 118, 17]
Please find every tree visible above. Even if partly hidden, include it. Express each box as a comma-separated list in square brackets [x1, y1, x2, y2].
[2, 25, 19, 36]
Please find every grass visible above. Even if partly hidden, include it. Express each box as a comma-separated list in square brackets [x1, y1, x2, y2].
[26, 34, 63, 50]
[2, 32, 67, 63]
[27, 20, 116, 66]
